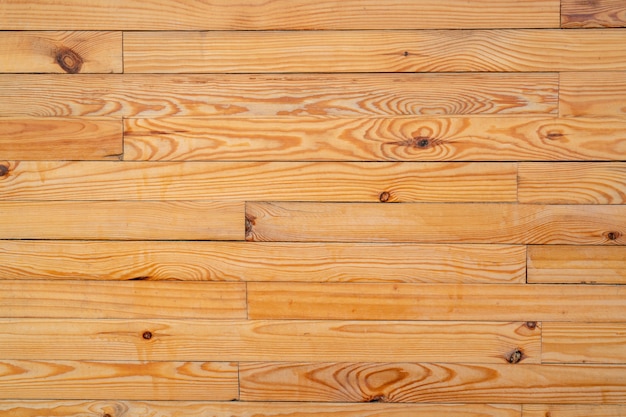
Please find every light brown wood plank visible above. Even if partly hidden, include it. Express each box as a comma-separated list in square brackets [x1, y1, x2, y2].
[245, 202, 626, 244]
[0, 118, 122, 160]
[0, 360, 237, 401]
[0, 241, 526, 283]
[523, 404, 626, 417]
[0, 73, 558, 118]
[0, 201, 243, 240]
[247, 282, 626, 321]
[125, 30, 626, 73]
[518, 162, 626, 204]
[543, 322, 626, 364]
[0, 161, 517, 203]
[560, 72, 626, 118]
[527, 245, 626, 284]
[240, 362, 626, 403]
[562, 0, 626, 28]
[124, 117, 626, 162]
[0, 281, 246, 319]
[0, 31, 121, 73]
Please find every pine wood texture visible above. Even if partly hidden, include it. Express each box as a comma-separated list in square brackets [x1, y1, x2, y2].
[560, 72, 626, 118]
[542, 323, 626, 364]
[561, 0, 626, 28]
[523, 404, 626, 417]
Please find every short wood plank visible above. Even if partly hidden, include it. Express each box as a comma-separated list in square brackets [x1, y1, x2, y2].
[245, 202, 626, 244]
[0, 241, 526, 283]
[124, 117, 626, 162]
[0, 161, 517, 203]
[542, 323, 626, 364]
[527, 245, 626, 284]
[240, 362, 626, 403]
[560, 72, 626, 118]
[0, 201, 243, 240]
[523, 404, 626, 417]
[0, 118, 122, 160]
[518, 163, 626, 204]
[0, 73, 558, 117]
[0, 281, 246, 319]
[562, 0, 626, 28]
[0, 360, 237, 400]
[247, 282, 626, 321]
[124, 30, 626, 73]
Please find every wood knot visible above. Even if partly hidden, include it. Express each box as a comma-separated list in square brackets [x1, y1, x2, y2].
[245, 215, 256, 237]
[368, 395, 385, 402]
[545, 131, 564, 140]
[525, 321, 537, 330]
[403, 51, 409, 56]
[508, 349, 523, 364]
[103, 414, 112, 417]
[0, 164, 8, 177]
[142, 331, 153, 340]
[605, 231, 621, 241]
[379, 191, 391, 202]
[55, 46, 83, 74]
[414, 136, 431, 148]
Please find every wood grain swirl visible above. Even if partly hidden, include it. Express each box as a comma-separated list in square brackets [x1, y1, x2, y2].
[561, 0, 626, 28]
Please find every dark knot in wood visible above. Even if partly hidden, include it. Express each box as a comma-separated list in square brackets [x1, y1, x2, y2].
[508, 349, 523, 364]
[55, 46, 84, 74]
[0, 165, 8, 177]
[379, 191, 391, 202]
[142, 331, 153, 340]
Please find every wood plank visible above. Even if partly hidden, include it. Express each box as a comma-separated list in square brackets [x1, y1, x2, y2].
[0, 118, 122, 160]
[560, 72, 626, 118]
[0, 31, 121, 73]
[240, 362, 626, 403]
[0, 161, 517, 203]
[124, 117, 626, 162]
[245, 202, 626, 244]
[0, 360, 237, 400]
[523, 404, 626, 417]
[562, 0, 626, 28]
[0, 241, 526, 283]
[542, 323, 626, 364]
[247, 282, 626, 321]
[0, 201, 243, 240]
[527, 245, 626, 284]
[124, 30, 626, 73]
[0, 73, 558, 118]
[0, 281, 246, 319]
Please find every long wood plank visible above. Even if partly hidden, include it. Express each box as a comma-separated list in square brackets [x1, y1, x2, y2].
[0, 31, 121, 73]
[542, 323, 626, 364]
[0, 73, 558, 118]
[245, 202, 626, 244]
[0, 201, 243, 240]
[0, 319, 540, 364]
[0, 161, 517, 203]
[0, 281, 246, 319]
[560, 72, 626, 118]
[0, 360, 237, 401]
[125, 30, 626, 73]
[523, 404, 626, 417]
[240, 362, 626, 403]
[561, 0, 626, 28]
[0, 118, 122, 160]
[247, 283, 626, 321]
[124, 117, 626, 162]
[527, 245, 626, 284]
[0, 241, 526, 283]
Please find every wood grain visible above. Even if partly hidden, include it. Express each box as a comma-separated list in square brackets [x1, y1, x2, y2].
[0, 161, 517, 203]
[560, 72, 626, 118]
[0, 73, 558, 117]
[527, 245, 626, 284]
[0, 281, 246, 319]
[240, 362, 626, 403]
[0, 201, 243, 240]
[561, 0, 626, 28]
[542, 323, 626, 364]
[0, 241, 526, 283]
[124, 30, 626, 73]
[523, 404, 626, 417]
[245, 202, 626, 244]
[0, 118, 122, 160]
[0, 31, 121, 73]
[247, 283, 626, 321]
[0, 319, 540, 364]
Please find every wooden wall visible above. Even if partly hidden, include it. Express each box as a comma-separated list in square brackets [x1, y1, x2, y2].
[1, 1, 626, 416]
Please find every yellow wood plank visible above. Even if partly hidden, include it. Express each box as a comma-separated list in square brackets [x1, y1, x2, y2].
[124, 30, 626, 73]
[0, 360, 237, 401]
[0, 31, 121, 73]
[0, 73, 558, 117]
[527, 245, 626, 284]
[542, 323, 626, 364]
[240, 362, 626, 403]
[0, 281, 246, 319]
[245, 202, 626, 244]
[518, 162, 626, 204]
[124, 117, 626, 162]
[523, 404, 626, 417]
[0, 241, 526, 283]
[0, 201, 243, 240]
[560, 72, 626, 118]
[0, 319, 540, 364]
[0, 118, 122, 160]
[0, 161, 517, 203]
[247, 282, 626, 321]
[561, 0, 626, 28]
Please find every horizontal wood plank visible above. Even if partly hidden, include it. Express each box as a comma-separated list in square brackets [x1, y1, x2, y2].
[245, 202, 626, 244]
[561, 0, 626, 28]
[542, 322, 626, 364]
[560, 72, 626, 118]
[0, 281, 246, 319]
[0, 241, 526, 283]
[0, 201, 243, 240]
[0, 118, 122, 160]
[0, 31, 121, 73]
[523, 404, 626, 417]
[247, 282, 626, 321]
